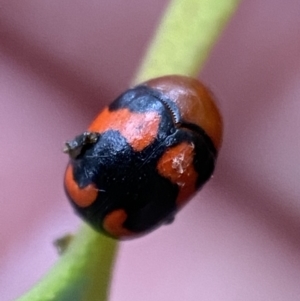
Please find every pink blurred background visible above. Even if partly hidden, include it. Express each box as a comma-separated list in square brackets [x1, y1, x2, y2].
[1, 0, 300, 300]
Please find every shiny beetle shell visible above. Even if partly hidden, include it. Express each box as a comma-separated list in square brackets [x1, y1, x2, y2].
[64, 75, 223, 239]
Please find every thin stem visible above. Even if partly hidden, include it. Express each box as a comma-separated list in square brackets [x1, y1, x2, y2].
[16, 0, 241, 300]
[17, 225, 118, 301]
[134, 0, 241, 83]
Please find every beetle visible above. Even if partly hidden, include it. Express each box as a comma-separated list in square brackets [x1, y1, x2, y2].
[63, 75, 223, 239]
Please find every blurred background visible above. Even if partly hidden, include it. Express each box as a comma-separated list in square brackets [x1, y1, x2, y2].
[1, 0, 300, 300]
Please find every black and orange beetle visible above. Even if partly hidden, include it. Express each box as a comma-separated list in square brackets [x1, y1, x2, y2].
[63, 75, 223, 239]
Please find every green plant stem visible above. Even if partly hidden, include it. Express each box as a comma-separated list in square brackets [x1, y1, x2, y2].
[134, 0, 241, 83]
[17, 225, 117, 301]
[16, 0, 241, 300]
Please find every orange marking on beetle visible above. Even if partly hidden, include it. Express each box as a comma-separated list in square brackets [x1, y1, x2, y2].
[88, 108, 160, 152]
[64, 164, 98, 208]
[145, 75, 223, 151]
[157, 142, 198, 207]
[103, 209, 134, 238]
